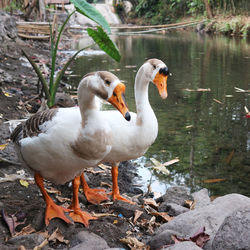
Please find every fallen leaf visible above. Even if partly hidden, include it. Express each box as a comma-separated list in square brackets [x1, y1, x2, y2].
[2, 210, 27, 236]
[19, 179, 29, 188]
[113, 219, 118, 224]
[163, 158, 179, 167]
[92, 212, 117, 218]
[0, 173, 33, 183]
[55, 195, 71, 203]
[151, 212, 173, 222]
[172, 226, 210, 248]
[226, 150, 235, 164]
[15, 224, 35, 237]
[33, 239, 48, 250]
[120, 236, 145, 249]
[185, 200, 196, 210]
[45, 187, 61, 195]
[100, 181, 112, 188]
[203, 178, 225, 184]
[98, 163, 112, 170]
[48, 228, 69, 244]
[0, 143, 8, 151]
[143, 198, 159, 208]
[150, 158, 170, 175]
[133, 210, 143, 223]
[213, 98, 223, 104]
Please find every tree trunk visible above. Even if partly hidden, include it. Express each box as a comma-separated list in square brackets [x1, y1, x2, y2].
[203, 0, 213, 19]
[230, 0, 236, 15]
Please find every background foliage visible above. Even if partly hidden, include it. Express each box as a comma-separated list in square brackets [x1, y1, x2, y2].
[127, 0, 250, 24]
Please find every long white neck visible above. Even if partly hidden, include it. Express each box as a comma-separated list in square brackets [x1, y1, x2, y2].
[77, 77, 99, 124]
[135, 66, 154, 124]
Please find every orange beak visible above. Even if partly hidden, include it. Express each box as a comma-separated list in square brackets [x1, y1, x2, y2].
[108, 83, 131, 121]
[153, 72, 168, 99]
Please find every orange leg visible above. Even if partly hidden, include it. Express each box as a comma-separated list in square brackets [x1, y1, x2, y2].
[80, 173, 109, 205]
[34, 173, 72, 226]
[68, 176, 97, 227]
[110, 163, 135, 204]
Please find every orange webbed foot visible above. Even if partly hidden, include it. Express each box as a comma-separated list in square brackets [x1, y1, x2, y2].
[109, 192, 136, 205]
[45, 202, 72, 226]
[84, 188, 109, 205]
[69, 208, 97, 227]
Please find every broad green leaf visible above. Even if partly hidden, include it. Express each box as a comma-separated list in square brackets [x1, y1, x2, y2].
[87, 27, 121, 62]
[70, 0, 111, 33]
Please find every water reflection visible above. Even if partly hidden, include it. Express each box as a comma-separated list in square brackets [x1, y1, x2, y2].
[70, 32, 250, 197]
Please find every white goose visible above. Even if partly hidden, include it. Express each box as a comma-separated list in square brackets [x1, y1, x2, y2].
[81, 59, 169, 203]
[11, 71, 130, 226]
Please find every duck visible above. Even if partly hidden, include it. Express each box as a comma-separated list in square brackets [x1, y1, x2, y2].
[80, 59, 169, 204]
[10, 71, 131, 226]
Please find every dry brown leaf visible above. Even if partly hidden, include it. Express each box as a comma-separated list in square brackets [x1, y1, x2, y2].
[92, 212, 117, 218]
[18, 246, 26, 250]
[48, 228, 69, 244]
[98, 163, 112, 170]
[203, 178, 225, 184]
[120, 236, 145, 249]
[33, 239, 49, 250]
[143, 198, 159, 208]
[151, 212, 173, 222]
[185, 199, 196, 209]
[86, 169, 105, 174]
[133, 210, 143, 223]
[55, 195, 71, 203]
[45, 187, 61, 195]
[15, 224, 35, 237]
[100, 181, 112, 188]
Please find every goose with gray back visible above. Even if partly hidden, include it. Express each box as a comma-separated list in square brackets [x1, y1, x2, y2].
[11, 71, 130, 226]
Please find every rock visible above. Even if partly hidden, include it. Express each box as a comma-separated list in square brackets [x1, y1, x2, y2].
[212, 206, 250, 250]
[195, 23, 205, 33]
[7, 233, 46, 249]
[192, 188, 211, 209]
[156, 194, 250, 250]
[147, 229, 182, 250]
[112, 200, 144, 219]
[156, 186, 193, 206]
[69, 231, 109, 250]
[0, 11, 17, 42]
[159, 203, 189, 216]
[163, 241, 202, 250]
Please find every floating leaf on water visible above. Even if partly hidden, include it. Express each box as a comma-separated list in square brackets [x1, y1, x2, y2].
[150, 158, 170, 175]
[0, 143, 8, 151]
[19, 179, 29, 188]
[203, 178, 225, 184]
[163, 158, 179, 167]
[213, 98, 223, 104]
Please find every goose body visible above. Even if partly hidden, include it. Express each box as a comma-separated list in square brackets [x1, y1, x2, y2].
[11, 71, 130, 225]
[81, 59, 169, 204]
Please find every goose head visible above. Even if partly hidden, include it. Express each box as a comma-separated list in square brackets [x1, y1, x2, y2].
[146, 58, 169, 99]
[80, 71, 131, 121]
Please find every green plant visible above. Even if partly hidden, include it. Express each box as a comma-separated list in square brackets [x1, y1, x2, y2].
[22, 0, 121, 108]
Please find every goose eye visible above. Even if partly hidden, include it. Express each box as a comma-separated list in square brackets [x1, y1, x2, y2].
[105, 80, 111, 86]
[153, 65, 156, 70]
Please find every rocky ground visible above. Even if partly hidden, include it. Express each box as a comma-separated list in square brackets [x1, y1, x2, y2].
[0, 10, 250, 250]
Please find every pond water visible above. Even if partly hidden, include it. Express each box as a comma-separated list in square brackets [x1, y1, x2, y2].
[68, 31, 250, 197]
